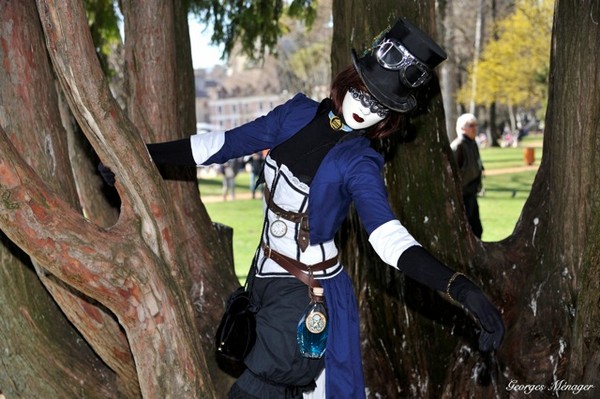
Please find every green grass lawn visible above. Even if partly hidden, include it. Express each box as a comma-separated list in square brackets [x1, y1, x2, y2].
[205, 199, 263, 279]
[479, 135, 543, 171]
[478, 170, 537, 242]
[198, 171, 253, 197]
[201, 171, 261, 279]
[202, 136, 542, 278]
[477, 135, 541, 241]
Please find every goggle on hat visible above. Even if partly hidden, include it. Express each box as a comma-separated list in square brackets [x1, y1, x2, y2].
[352, 17, 447, 113]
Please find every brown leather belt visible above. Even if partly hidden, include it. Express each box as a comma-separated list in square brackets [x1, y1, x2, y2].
[263, 186, 310, 251]
[262, 243, 338, 287]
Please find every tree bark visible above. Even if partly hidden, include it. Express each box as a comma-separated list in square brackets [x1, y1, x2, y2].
[0, 1, 122, 397]
[503, 2, 600, 396]
[0, 0, 239, 396]
[333, 0, 600, 398]
[121, 0, 240, 393]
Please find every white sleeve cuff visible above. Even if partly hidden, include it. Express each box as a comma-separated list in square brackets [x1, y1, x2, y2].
[190, 131, 225, 165]
[368, 220, 420, 268]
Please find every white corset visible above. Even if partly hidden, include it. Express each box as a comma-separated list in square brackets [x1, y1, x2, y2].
[256, 155, 342, 279]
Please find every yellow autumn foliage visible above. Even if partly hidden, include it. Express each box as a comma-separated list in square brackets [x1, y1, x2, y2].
[457, 0, 554, 109]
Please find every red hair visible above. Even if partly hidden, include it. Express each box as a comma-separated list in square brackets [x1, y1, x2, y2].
[330, 65, 405, 140]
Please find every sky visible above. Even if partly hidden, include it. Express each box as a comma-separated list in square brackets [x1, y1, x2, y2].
[116, 7, 224, 70]
[188, 18, 225, 70]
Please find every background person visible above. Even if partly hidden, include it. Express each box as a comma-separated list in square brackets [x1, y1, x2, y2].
[220, 158, 241, 201]
[451, 113, 484, 238]
[247, 152, 264, 199]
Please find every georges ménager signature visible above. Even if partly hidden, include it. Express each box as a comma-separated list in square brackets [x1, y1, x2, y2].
[507, 380, 595, 395]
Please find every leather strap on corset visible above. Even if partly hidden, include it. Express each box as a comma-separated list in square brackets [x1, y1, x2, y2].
[262, 243, 337, 288]
[263, 186, 310, 251]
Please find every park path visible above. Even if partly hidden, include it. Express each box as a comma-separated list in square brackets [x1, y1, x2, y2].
[484, 164, 539, 176]
[201, 191, 261, 203]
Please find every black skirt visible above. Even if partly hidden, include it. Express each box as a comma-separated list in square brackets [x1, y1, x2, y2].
[229, 276, 325, 398]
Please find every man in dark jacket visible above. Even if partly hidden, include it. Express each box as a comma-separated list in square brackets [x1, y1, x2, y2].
[451, 113, 484, 238]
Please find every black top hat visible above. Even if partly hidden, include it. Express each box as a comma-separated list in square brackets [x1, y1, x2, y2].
[352, 17, 447, 112]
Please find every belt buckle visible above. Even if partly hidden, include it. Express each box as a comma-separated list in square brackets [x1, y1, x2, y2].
[264, 244, 272, 259]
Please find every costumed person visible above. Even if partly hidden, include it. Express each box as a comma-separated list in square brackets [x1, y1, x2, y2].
[451, 113, 484, 238]
[102, 17, 504, 399]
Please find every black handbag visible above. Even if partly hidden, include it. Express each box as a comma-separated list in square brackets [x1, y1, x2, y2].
[214, 261, 257, 376]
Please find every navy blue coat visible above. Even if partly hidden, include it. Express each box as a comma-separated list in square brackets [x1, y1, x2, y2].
[196, 93, 397, 247]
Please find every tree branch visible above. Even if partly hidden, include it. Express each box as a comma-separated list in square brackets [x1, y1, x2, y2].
[0, 127, 132, 303]
[35, 0, 175, 263]
[30, 1, 214, 396]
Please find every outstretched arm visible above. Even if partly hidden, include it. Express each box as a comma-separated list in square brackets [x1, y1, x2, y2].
[397, 245, 504, 351]
[348, 155, 504, 352]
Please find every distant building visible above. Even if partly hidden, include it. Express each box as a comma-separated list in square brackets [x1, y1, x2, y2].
[193, 60, 291, 132]
[194, 68, 220, 128]
[208, 93, 290, 131]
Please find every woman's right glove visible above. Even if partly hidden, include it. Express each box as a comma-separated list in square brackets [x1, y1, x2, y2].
[97, 138, 196, 187]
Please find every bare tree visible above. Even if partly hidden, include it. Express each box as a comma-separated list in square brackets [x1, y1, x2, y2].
[440, 0, 514, 143]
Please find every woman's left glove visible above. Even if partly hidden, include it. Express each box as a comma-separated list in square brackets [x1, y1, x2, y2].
[447, 274, 505, 351]
[98, 163, 115, 186]
[397, 246, 504, 352]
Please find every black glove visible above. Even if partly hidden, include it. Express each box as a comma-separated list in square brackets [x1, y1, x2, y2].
[398, 246, 504, 352]
[98, 163, 115, 186]
[448, 275, 505, 351]
[146, 138, 196, 166]
[97, 138, 194, 187]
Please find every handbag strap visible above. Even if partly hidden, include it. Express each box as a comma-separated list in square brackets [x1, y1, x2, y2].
[244, 249, 258, 292]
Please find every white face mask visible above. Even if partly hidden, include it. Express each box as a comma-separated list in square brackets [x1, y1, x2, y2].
[341, 88, 388, 130]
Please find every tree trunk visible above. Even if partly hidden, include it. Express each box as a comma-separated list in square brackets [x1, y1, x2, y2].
[332, 1, 468, 397]
[333, 0, 600, 398]
[501, 1, 600, 396]
[439, 0, 459, 142]
[0, 2, 122, 397]
[121, 0, 239, 392]
[1, 0, 240, 397]
[468, 0, 484, 114]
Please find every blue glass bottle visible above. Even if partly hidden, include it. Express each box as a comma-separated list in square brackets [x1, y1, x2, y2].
[297, 286, 328, 358]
